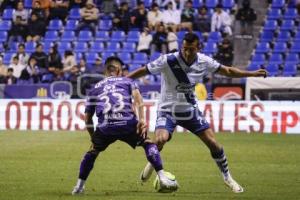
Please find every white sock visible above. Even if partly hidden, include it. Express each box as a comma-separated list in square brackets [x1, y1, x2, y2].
[76, 179, 85, 188]
[157, 170, 166, 180]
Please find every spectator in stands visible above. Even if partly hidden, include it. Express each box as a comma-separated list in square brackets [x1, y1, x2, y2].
[7, 16, 26, 48]
[19, 57, 40, 83]
[26, 13, 45, 42]
[32, 0, 48, 23]
[211, 4, 232, 36]
[147, 3, 163, 31]
[75, 0, 99, 37]
[100, 0, 117, 17]
[12, 43, 30, 66]
[151, 24, 167, 54]
[70, 0, 87, 8]
[12, 1, 28, 28]
[113, 2, 131, 33]
[0, 56, 8, 82]
[48, 45, 62, 76]
[0, 0, 16, 15]
[166, 26, 178, 52]
[235, 0, 257, 36]
[89, 56, 105, 74]
[162, 1, 181, 32]
[62, 50, 77, 73]
[131, 1, 147, 31]
[160, 0, 186, 10]
[30, 44, 48, 73]
[137, 27, 153, 55]
[32, 0, 50, 16]
[214, 38, 234, 67]
[49, 0, 70, 22]
[4, 68, 17, 85]
[194, 6, 211, 36]
[180, 0, 194, 32]
[8, 56, 25, 78]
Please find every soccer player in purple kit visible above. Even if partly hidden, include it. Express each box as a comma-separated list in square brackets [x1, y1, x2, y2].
[128, 33, 268, 193]
[72, 56, 178, 195]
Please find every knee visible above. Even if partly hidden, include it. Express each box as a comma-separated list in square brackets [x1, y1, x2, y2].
[155, 135, 169, 150]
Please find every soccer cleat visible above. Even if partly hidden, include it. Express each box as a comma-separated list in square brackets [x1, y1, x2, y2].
[140, 162, 154, 182]
[224, 175, 244, 193]
[71, 186, 85, 195]
[157, 176, 179, 193]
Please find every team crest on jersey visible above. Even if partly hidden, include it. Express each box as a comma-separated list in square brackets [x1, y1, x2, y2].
[175, 83, 195, 93]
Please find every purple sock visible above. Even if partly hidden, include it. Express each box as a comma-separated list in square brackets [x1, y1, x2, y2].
[144, 143, 163, 171]
[79, 152, 98, 180]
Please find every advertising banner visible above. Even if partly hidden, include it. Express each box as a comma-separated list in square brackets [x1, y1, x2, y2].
[0, 100, 299, 134]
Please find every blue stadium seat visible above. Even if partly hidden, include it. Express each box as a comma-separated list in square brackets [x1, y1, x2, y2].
[101, 52, 115, 61]
[203, 42, 217, 54]
[132, 52, 148, 64]
[3, 53, 13, 65]
[89, 42, 105, 52]
[25, 42, 36, 53]
[269, 53, 283, 65]
[280, 20, 295, 31]
[267, 8, 282, 20]
[78, 31, 93, 42]
[121, 42, 136, 53]
[276, 31, 291, 42]
[65, 20, 78, 30]
[48, 20, 63, 31]
[264, 20, 278, 31]
[205, 0, 218, 8]
[260, 31, 274, 42]
[207, 32, 222, 42]
[0, 42, 4, 52]
[290, 42, 300, 52]
[106, 42, 121, 53]
[0, 31, 8, 42]
[129, 63, 141, 72]
[284, 8, 297, 19]
[285, 53, 299, 64]
[294, 31, 300, 42]
[57, 42, 72, 53]
[69, 8, 81, 20]
[75, 53, 83, 62]
[144, 0, 153, 8]
[17, 79, 34, 85]
[194, 31, 203, 41]
[271, 0, 285, 8]
[273, 42, 287, 53]
[95, 31, 110, 42]
[7, 42, 18, 52]
[2, 9, 13, 20]
[74, 42, 88, 53]
[117, 52, 132, 64]
[251, 54, 266, 65]
[177, 31, 187, 41]
[247, 63, 261, 71]
[283, 63, 297, 76]
[41, 74, 54, 83]
[222, 0, 234, 8]
[44, 31, 59, 42]
[127, 31, 140, 42]
[111, 31, 126, 42]
[266, 64, 279, 76]
[150, 52, 161, 61]
[99, 20, 112, 31]
[0, 20, 11, 31]
[256, 42, 270, 53]
[85, 52, 99, 64]
[24, 0, 32, 8]
[193, 0, 203, 8]
[43, 41, 53, 53]
[61, 31, 76, 42]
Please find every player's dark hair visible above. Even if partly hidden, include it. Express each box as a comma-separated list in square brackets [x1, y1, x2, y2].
[105, 56, 124, 67]
[183, 33, 200, 44]
[105, 64, 119, 76]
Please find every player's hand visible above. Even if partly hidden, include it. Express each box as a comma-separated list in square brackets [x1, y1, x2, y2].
[253, 69, 268, 78]
[137, 120, 147, 139]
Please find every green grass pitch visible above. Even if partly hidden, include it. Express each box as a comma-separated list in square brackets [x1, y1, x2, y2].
[0, 131, 300, 200]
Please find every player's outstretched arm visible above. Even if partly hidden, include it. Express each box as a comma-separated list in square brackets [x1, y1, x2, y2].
[217, 65, 268, 78]
[85, 112, 94, 138]
[132, 88, 147, 138]
[127, 66, 149, 79]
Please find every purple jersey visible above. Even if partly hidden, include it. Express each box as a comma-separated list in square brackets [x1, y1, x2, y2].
[85, 76, 139, 135]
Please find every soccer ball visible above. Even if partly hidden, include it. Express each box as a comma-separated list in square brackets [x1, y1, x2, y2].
[153, 171, 178, 193]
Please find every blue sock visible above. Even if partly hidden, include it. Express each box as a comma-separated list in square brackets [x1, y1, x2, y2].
[79, 152, 98, 180]
[144, 143, 163, 171]
[211, 148, 229, 178]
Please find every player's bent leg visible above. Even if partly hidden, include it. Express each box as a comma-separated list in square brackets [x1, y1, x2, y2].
[140, 129, 170, 182]
[196, 128, 244, 193]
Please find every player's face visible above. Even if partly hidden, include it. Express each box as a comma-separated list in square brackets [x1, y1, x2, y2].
[181, 40, 200, 64]
[109, 60, 123, 76]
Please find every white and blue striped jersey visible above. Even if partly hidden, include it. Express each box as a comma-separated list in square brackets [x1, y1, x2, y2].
[146, 52, 221, 112]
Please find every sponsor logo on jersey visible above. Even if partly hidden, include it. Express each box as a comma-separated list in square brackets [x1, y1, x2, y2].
[175, 83, 195, 93]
